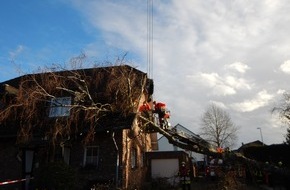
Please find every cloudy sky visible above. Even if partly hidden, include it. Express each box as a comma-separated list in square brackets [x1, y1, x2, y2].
[1, 0, 289, 148]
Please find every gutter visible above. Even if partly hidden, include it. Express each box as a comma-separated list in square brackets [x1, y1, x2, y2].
[112, 132, 119, 189]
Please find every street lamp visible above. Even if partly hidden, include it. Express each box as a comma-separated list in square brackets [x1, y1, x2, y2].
[257, 127, 264, 145]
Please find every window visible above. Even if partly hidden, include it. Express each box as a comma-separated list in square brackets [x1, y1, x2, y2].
[49, 97, 71, 117]
[131, 148, 137, 169]
[83, 146, 99, 167]
[55, 145, 71, 165]
[140, 152, 145, 168]
[63, 147, 71, 165]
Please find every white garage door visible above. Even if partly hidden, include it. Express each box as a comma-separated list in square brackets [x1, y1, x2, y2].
[151, 158, 179, 179]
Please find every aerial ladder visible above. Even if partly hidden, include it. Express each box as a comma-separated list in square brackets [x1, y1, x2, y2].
[138, 114, 217, 156]
[138, 112, 290, 188]
[138, 111, 275, 162]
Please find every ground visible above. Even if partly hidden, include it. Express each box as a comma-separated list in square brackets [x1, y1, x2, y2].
[187, 177, 259, 190]
[147, 176, 264, 190]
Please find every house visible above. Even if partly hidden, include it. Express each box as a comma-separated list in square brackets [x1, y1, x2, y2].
[238, 140, 264, 150]
[0, 65, 158, 190]
[237, 140, 290, 167]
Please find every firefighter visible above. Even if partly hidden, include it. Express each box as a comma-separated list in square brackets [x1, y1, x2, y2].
[178, 162, 191, 190]
[139, 101, 151, 118]
[217, 147, 224, 153]
[253, 167, 263, 184]
[153, 101, 170, 129]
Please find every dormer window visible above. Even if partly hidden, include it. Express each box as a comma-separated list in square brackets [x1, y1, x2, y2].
[49, 97, 71, 117]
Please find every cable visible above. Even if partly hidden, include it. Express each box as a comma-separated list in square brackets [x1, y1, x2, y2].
[147, 0, 153, 79]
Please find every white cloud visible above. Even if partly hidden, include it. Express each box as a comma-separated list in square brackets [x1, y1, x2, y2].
[192, 72, 236, 96]
[9, 45, 24, 60]
[277, 89, 285, 95]
[188, 72, 252, 96]
[214, 84, 236, 96]
[209, 100, 227, 110]
[225, 62, 250, 73]
[199, 73, 220, 87]
[225, 76, 252, 90]
[231, 90, 274, 112]
[280, 60, 290, 74]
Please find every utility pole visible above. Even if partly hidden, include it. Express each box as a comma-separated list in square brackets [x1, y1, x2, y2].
[257, 127, 264, 145]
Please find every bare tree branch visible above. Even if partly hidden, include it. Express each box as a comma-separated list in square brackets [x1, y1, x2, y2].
[199, 104, 239, 149]
[0, 56, 147, 150]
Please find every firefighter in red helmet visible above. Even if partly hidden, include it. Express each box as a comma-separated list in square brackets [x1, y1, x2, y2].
[153, 101, 170, 129]
[178, 161, 191, 190]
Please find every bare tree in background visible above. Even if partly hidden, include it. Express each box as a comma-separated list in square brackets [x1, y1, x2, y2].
[199, 104, 238, 149]
[272, 92, 290, 123]
[272, 92, 290, 144]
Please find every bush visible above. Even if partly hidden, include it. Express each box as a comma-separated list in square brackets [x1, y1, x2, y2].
[34, 161, 77, 190]
[146, 177, 176, 190]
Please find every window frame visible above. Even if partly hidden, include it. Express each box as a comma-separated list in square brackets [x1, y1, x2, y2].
[49, 97, 71, 117]
[131, 147, 138, 169]
[83, 145, 99, 168]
